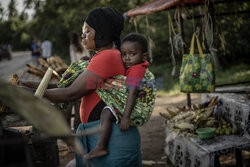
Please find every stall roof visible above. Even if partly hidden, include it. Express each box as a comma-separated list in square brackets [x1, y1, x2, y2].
[125, 0, 204, 17]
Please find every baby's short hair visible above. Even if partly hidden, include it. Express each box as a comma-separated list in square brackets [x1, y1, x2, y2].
[122, 33, 148, 53]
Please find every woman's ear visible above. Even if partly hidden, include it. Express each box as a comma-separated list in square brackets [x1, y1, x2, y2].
[142, 52, 148, 61]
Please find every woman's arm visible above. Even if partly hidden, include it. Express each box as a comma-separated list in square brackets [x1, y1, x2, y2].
[20, 80, 58, 89]
[44, 69, 104, 103]
[120, 86, 138, 131]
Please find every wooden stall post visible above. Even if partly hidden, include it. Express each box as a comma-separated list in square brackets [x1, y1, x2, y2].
[177, 4, 191, 107]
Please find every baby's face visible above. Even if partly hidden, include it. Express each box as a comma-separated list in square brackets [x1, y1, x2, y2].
[81, 22, 96, 50]
[121, 41, 145, 69]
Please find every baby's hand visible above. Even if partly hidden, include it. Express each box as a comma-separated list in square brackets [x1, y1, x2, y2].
[120, 116, 130, 131]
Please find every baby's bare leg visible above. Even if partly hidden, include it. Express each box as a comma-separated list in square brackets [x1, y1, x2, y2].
[84, 108, 115, 159]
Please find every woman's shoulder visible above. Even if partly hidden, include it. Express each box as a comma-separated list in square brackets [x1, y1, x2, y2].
[97, 49, 121, 57]
[92, 49, 121, 62]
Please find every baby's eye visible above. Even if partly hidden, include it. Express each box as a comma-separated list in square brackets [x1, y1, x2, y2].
[130, 53, 136, 56]
[121, 52, 126, 57]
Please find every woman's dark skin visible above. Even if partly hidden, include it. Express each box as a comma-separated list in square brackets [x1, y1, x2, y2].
[19, 80, 58, 89]
[44, 69, 104, 103]
[44, 23, 113, 103]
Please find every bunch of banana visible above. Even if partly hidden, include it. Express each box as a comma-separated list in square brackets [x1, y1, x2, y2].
[215, 118, 236, 136]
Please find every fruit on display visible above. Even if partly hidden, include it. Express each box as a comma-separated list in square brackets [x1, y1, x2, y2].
[160, 96, 237, 137]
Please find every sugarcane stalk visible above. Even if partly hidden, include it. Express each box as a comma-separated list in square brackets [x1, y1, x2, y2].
[34, 67, 53, 98]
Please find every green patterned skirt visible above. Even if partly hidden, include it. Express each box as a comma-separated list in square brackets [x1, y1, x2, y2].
[58, 60, 157, 127]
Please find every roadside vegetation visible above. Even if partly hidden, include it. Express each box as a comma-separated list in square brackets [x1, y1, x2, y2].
[0, 0, 250, 96]
[151, 62, 250, 96]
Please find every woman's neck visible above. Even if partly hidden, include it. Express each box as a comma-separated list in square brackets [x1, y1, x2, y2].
[95, 43, 113, 53]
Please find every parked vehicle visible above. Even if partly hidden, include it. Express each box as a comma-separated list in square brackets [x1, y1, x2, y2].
[0, 44, 12, 61]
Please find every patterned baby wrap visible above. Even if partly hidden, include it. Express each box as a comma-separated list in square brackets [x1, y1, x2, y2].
[58, 60, 157, 127]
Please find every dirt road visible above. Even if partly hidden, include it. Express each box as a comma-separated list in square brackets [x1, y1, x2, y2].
[139, 94, 201, 163]
[0, 51, 31, 81]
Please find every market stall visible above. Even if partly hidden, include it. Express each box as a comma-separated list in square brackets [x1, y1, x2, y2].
[160, 94, 250, 166]
[125, 0, 250, 166]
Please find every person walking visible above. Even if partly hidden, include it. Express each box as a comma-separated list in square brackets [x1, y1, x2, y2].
[31, 38, 40, 65]
[41, 38, 52, 60]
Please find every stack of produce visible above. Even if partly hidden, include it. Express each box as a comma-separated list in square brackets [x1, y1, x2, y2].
[160, 97, 236, 137]
[215, 117, 236, 136]
[0, 74, 19, 113]
[38, 56, 68, 73]
[26, 56, 68, 80]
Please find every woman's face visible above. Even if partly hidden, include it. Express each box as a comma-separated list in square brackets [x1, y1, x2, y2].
[81, 22, 95, 50]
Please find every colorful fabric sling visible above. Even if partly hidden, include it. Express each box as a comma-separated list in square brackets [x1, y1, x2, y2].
[57, 60, 157, 127]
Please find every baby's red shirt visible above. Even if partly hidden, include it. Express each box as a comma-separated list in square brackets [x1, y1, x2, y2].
[126, 61, 149, 87]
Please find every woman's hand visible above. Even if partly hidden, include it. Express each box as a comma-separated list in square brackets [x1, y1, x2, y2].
[120, 116, 130, 131]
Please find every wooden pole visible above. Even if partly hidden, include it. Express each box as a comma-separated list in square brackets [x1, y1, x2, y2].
[178, 4, 191, 107]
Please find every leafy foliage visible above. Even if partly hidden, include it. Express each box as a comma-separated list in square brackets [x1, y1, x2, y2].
[0, 0, 250, 68]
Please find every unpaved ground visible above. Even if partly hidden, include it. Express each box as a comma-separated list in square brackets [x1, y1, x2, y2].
[139, 94, 201, 166]
[59, 94, 202, 166]
[0, 51, 31, 81]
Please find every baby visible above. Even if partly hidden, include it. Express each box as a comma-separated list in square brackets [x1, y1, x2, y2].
[84, 33, 150, 159]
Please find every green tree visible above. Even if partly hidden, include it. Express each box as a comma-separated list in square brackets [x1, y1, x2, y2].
[8, 0, 18, 18]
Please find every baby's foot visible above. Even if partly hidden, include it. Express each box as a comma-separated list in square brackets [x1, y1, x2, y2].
[84, 147, 108, 159]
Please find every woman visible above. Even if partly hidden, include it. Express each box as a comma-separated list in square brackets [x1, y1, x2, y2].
[44, 7, 142, 167]
[70, 32, 90, 62]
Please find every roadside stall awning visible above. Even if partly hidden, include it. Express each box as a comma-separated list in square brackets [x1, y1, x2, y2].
[125, 0, 204, 17]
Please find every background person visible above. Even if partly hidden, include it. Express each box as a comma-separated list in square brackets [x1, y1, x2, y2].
[30, 38, 40, 65]
[70, 32, 90, 62]
[41, 38, 52, 60]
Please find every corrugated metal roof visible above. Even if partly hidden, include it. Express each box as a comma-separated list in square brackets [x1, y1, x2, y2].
[125, 0, 204, 17]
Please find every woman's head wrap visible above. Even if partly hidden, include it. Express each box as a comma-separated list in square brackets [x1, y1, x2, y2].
[85, 7, 124, 49]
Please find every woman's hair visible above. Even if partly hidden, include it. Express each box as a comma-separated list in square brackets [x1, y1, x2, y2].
[122, 33, 148, 53]
[71, 32, 84, 53]
[85, 7, 124, 50]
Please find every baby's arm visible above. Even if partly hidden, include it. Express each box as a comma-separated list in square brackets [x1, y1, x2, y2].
[120, 86, 138, 131]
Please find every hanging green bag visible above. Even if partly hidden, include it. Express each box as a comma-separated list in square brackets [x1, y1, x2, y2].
[179, 33, 215, 93]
